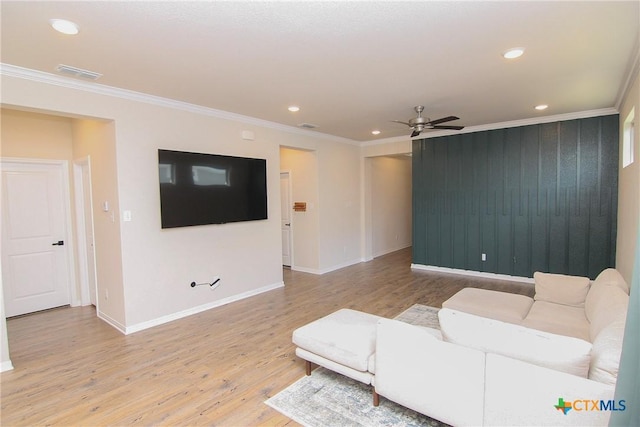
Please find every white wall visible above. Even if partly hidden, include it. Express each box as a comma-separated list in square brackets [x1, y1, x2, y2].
[0, 72, 362, 332]
[318, 143, 363, 272]
[370, 156, 412, 257]
[71, 119, 126, 327]
[617, 68, 640, 284]
[361, 138, 412, 260]
[280, 147, 320, 271]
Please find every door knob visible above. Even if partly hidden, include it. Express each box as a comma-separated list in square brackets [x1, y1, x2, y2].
[285, 223, 291, 226]
[52, 240, 64, 246]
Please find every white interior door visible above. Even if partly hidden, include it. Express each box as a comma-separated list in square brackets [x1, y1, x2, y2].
[1, 160, 72, 317]
[280, 172, 292, 267]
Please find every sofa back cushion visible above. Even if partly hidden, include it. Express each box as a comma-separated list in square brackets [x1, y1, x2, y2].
[439, 308, 592, 377]
[533, 272, 590, 307]
[589, 314, 627, 385]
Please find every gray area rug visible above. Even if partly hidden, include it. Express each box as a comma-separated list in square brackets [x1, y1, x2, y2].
[265, 304, 446, 427]
[394, 304, 440, 329]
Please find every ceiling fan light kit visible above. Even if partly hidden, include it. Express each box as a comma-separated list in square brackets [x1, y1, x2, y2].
[392, 105, 465, 137]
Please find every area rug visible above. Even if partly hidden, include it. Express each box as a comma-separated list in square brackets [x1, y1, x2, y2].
[265, 367, 446, 427]
[394, 304, 440, 329]
[265, 304, 445, 427]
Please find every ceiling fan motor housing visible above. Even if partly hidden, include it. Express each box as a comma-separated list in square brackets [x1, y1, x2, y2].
[409, 106, 430, 128]
[394, 105, 464, 137]
[409, 117, 430, 126]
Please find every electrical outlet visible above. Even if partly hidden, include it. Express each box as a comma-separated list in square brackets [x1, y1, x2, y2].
[105, 289, 109, 300]
[481, 253, 487, 261]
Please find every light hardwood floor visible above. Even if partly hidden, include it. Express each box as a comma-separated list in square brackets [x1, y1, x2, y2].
[1, 248, 533, 426]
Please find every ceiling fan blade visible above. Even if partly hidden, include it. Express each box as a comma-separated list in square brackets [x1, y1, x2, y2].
[410, 129, 421, 137]
[391, 120, 412, 126]
[432, 125, 465, 130]
[427, 116, 460, 126]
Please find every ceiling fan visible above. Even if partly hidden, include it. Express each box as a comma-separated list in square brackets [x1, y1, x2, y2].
[392, 105, 465, 137]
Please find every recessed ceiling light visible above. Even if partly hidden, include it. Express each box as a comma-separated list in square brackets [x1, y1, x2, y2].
[288, 106, 300, 112]
[535, 104, 549, 111]
[371, 130, 381, 135]
[50, 19, 79, 35]
[503, 48, 524, 59]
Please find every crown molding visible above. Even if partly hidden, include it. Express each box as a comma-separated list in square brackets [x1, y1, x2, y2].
[360, 108, 619, 148]
[0, 63, 359, 146]
[1, 63, 621, 149]
[615, 38, 640, 111]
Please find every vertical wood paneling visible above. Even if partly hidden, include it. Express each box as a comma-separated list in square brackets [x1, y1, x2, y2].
[412, 115, 619, 279]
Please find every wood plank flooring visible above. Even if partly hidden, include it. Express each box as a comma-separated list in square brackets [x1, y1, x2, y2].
[1, 248, 533, 426]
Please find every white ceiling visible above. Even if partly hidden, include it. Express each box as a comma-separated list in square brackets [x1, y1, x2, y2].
[1, 1, 639, 142]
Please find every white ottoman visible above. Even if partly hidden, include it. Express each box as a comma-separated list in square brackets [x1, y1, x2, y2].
[292, 308, 382, 385]
[443, 288, 534, 324]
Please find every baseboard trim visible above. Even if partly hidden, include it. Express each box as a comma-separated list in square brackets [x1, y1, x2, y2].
[124, 281, 285, 335]
[411, 264, 534, 284]
[98, 311, 127, 334]
[1, 360, 14, 372]
[372, 243, 412, 259]
[292, 258, 364, 275]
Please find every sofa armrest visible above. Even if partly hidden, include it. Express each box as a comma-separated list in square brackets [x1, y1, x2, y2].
[484, 353, 616, 426]
[375, 318, 485, 427]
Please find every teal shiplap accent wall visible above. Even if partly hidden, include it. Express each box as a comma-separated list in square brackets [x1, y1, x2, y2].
[412, 115, 619, 279]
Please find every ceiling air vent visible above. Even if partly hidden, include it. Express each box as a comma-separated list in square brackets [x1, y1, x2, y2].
[298, 123, 318, 129]
[55, 64, 102, 80]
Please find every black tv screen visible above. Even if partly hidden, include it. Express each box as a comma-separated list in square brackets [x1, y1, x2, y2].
[158, 149, 267, 228]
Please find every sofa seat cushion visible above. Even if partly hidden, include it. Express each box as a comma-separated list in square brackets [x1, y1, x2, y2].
[442, 288, 533, 324]
[439, 308, 592, 377]
[521, 301, 590, 341]
[292, 308, 381, 372]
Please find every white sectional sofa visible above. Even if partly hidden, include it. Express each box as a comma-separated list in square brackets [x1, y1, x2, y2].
[374, 268, 630, 426]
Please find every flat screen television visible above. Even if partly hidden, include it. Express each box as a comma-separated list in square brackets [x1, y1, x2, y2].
[158, 149, 267, 228]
